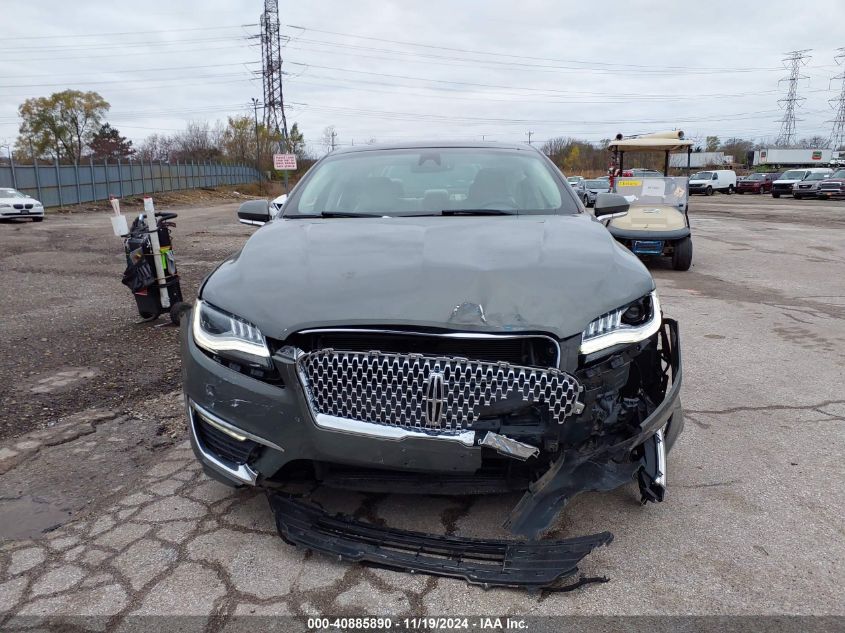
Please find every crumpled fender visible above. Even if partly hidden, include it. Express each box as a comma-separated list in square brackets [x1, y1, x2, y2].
[505, 319, 682, 539]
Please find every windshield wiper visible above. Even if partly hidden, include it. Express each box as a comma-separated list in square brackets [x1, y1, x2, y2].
[441, 209, 517, 216]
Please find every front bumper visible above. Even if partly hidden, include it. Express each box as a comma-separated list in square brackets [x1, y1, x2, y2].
[181, 321, 485, 484]
[818, 188, 845, 198]
[0, 208, 44, 218]
[182, 314, 683, 536]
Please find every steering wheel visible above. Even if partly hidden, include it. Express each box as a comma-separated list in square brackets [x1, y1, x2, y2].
[476, 199, 517, 210]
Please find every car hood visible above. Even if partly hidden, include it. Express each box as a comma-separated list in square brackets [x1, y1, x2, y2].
[202, 214, 655, 340]
[0, 196, 40, 205]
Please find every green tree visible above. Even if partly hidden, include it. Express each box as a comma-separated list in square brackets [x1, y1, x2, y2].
[221, 115, 282, 171]
[288, 122, 306, 158]
[221, 115, 254, 164]
[16, 90, 110, 162]
[89, 123, 133, 160]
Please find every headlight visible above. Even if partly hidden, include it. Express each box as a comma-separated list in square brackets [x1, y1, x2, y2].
[0, 203, 11, 208]
[192, 299, 271, 368]
[580, 291, 661, 355]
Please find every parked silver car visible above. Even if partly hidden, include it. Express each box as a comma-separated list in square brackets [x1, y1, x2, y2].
[583, 178, 611, 207]
[792, 172, 831, 199]
[566, 176, 589, 204]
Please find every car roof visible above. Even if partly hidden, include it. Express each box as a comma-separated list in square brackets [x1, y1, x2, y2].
[330, 140, 538, 155]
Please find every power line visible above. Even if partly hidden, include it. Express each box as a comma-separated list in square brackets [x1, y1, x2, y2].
[2, 24, 257, 41]
[776, 49, 811, 147]
[282, 36, 767, 78]
[286, 25, 780, 74]
[828, 47, 845, 151]
[0, 61, 258, 81]
[0, 43, 252, 64]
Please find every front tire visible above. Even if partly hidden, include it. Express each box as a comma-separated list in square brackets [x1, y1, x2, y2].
[33, 217, 44, 222]
[727, 185, 735, 194]
[672, 237, 693, 271]
[705, 186, 713, 196]
[772, 192, 780, 199]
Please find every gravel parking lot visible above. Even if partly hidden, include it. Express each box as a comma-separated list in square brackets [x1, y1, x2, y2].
[0, 194, 843, 625]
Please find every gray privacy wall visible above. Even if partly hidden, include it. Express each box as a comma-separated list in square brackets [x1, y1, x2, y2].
[0, 159, 259, 207]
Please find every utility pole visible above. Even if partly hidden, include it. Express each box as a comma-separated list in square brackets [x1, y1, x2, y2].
[251, 98, 262, 190]
[776, 50, 811, 147]
[331, 129, 337, 151]
[260, 0, 289, 191]
[526, 130, 534, 145]
[828, 47, 845, 151]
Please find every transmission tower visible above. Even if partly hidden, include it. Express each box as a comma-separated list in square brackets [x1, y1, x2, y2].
[260, 0, 289, 151]
[829, 48, 845, 151]
[775, 49, 811, 147]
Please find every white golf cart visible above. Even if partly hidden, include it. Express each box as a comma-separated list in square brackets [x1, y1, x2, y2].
[605, 131, 694, 271]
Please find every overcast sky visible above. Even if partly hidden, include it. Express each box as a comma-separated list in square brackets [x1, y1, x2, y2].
[2, 0, 844, 156]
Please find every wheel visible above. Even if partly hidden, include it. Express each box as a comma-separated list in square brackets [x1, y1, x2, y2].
[705, 186, 713, 196]
[794, 194, 802, 200]
[737, 190, 744, 195]
[759, 187, 765, 194]
[169, 301, 189, 326]
[672, 237, 693, 271]
[772, 193, 780, 199]
[727, 185, 734, 194]
[32, 217, 44, 222]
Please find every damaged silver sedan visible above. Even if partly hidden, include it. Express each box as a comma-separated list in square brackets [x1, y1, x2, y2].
[180, 141, 683, 590]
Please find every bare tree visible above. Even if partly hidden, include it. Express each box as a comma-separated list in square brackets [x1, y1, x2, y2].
[136, 133, 174, 162]
[321, 125, 337, 153]
[171, 121, 224, 162]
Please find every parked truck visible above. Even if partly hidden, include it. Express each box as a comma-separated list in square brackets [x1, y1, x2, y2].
[753, 148, 833, 167]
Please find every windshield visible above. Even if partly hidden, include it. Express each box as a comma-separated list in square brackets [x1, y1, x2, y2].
[0, 188, 27, 199]
[744, 173, 765, 181]
[805, 173, 828, 181]
[691, 172, 713, 180]
[780, 170, 806, 180]
[585, 180, 608, 188]
[833, 170, 845, 178]
[284, 148, 575, 216]
[566, 176, 582, 183]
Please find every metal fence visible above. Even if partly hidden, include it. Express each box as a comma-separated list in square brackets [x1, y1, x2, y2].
[0, 159, 260, 208]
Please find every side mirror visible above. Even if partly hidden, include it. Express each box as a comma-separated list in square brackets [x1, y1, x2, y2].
[237, 200, 272, 227]
[594, 193, 629, 220]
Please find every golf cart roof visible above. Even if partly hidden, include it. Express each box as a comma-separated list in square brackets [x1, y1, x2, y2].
[607, 131, 694, 153]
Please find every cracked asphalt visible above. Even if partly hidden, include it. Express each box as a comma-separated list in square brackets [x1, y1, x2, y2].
[0, 194, 843, 626]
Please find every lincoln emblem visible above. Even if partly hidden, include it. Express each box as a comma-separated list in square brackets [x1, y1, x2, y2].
[423, 371, 446, 426]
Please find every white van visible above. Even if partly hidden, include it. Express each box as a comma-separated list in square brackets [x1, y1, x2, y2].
[688, 170, 737, 195]
[771, 168, 834, 198]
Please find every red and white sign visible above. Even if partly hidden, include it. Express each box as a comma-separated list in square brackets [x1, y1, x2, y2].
[273, 154, 297, 170]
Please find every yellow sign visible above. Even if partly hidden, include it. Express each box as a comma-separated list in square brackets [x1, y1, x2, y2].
[617, 179, 643, 187]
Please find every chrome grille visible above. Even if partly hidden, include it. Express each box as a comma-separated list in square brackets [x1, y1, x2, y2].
[297, 349, 581, 434]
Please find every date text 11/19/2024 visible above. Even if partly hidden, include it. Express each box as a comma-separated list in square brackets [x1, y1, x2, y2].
[307, 616, 529, 630]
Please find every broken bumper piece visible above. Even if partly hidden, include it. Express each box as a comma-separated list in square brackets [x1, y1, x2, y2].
[268, 493, 612, 591]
